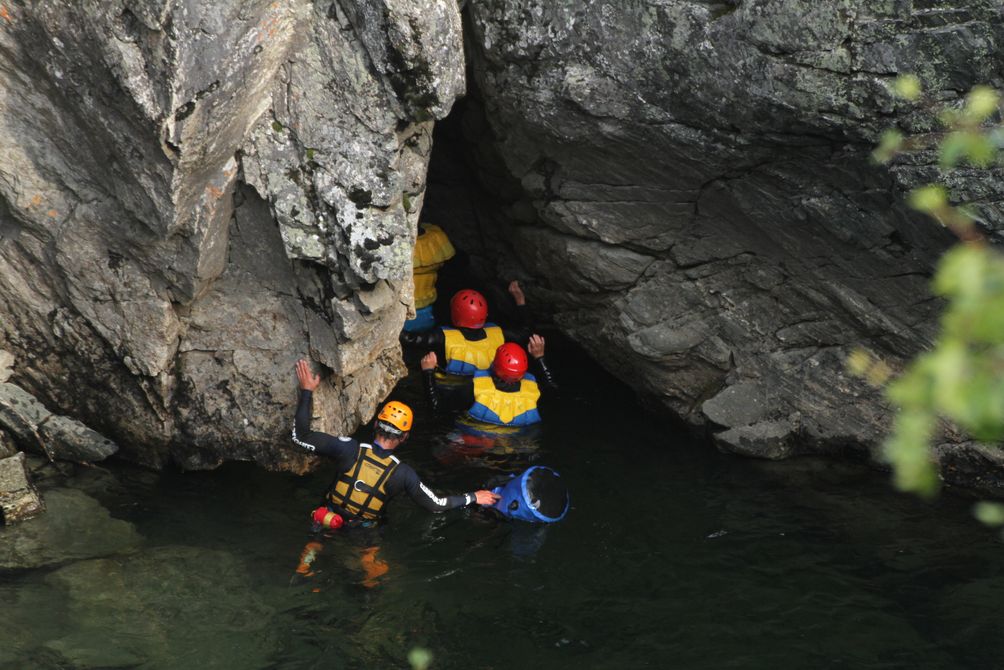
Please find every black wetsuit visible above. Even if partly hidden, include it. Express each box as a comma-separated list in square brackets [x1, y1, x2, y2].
[292, 390, 477, 515]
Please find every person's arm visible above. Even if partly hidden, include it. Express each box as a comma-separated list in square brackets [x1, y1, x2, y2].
[420, 352, 441, 414]
[292, 359, 357, 464]
[400, 327, 445, 351]
[501, 280, 533, 341]
[527, 334, 557, 390]
[399, 465, 500, 512]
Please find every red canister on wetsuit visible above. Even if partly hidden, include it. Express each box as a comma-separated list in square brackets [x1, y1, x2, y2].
[312, 507, 344, 530]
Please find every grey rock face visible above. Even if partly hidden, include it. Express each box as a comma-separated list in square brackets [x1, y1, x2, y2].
[0, 0, 464, 468]
[452, 1, 1004, 472]
[0, 382, 118, 462]
[0, 452, 44, 524]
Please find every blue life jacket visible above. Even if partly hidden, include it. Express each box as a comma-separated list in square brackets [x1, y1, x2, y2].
[491, 466, 569, 523]
[402, 305, 436, 333]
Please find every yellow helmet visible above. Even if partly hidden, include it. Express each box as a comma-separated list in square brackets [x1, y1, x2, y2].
[377, 401, 413, 434]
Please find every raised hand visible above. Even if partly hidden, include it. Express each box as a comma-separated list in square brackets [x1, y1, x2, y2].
[420, 351, 438, 371]
[296, 359, 320, 391]
[507, 280, 526, 306]
[527, 334, 545, 358]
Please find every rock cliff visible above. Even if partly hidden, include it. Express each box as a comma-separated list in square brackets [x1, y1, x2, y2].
[0, 0, 463, 468]
[432, 0, 1004, 468]
[2, 0, 1003, 477]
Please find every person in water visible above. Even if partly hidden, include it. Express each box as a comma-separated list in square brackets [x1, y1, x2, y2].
[422, 337, 556, 427]
[403, 223, 455, 333]
[292, 359, 500, 522]
[291, 359, 500, 587]
[401, 281, 538, 379]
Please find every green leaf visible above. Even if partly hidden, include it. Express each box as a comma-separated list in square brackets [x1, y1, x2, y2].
[408, 648, 433, 670]
[882, 410, 939, 497]
[966, 134, 996, 167]
[893, 74, 923, 102]
[908, 185, 948, 214]
[974, 502, 1004, 526]
[939, 131, 971, 169]
[964, 86, 1000, 122]
[271, 120, 284, 133]
[873, 129, 904, 164]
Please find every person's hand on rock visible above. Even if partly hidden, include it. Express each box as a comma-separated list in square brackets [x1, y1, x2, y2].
[296, 359, 320, 391]
[420, 352, 438, 371]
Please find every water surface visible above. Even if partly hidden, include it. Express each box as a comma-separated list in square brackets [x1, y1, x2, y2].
[2, 353, 1002, 669]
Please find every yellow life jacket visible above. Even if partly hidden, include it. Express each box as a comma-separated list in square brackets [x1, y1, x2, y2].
[468, 372, 542, 426]
[442, 325, 505, 376]
[413, 271, 439, 309]
[413, 224, 455, 309]
[328, 444, 400, 520]
[413, 224, 455, 270]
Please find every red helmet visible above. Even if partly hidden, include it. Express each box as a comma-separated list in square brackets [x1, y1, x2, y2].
[450, 289, 488, 328]
[492, 343, 528, 383]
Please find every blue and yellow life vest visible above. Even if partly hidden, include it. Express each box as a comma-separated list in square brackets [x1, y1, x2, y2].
[413, 224, 454, 309]
[467, 371, 541, 426]
[442, 325, 505, 376]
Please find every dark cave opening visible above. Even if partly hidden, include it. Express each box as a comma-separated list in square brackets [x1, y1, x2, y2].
[415, 96, 695, 433]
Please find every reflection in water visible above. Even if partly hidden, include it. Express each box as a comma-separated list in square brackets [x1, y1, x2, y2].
[1, 353, 1003, 668]
[433, 416, 542, 471]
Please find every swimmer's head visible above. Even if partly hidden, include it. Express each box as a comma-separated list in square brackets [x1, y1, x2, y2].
[375, 401, 413, 444]
[450, 289, 488, 329]
[492, 343, 528, 383]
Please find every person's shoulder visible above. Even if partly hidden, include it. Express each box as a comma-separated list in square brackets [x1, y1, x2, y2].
[392, 459, 417, 480]
[336, 436, 360, 448]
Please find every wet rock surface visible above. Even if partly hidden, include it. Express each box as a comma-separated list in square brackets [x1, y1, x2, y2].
[0, 452, 44, 524]
[40, 546, 276, 669]
[0, 0, 464, 469]
[0, 382, 118, 463]
[0, 488, 142, 569]
[428, 0, 1004, 480]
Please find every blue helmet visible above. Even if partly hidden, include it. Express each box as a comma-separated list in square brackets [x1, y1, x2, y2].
[491, 466, 569, 523]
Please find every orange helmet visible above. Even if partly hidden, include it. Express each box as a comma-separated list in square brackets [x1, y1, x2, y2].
[376, 401, 413, 434]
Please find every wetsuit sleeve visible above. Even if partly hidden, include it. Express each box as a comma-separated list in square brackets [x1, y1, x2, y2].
[533, 355, 558, 391]
[401, 329, 447, 367]
[400, 328, 445, 352]
[396, 464, 476, 512]
[291, 390, 357, 468]
[423, 369, 441, 414]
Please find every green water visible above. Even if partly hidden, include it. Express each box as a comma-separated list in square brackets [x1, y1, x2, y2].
[2, 358, 1003, 669]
